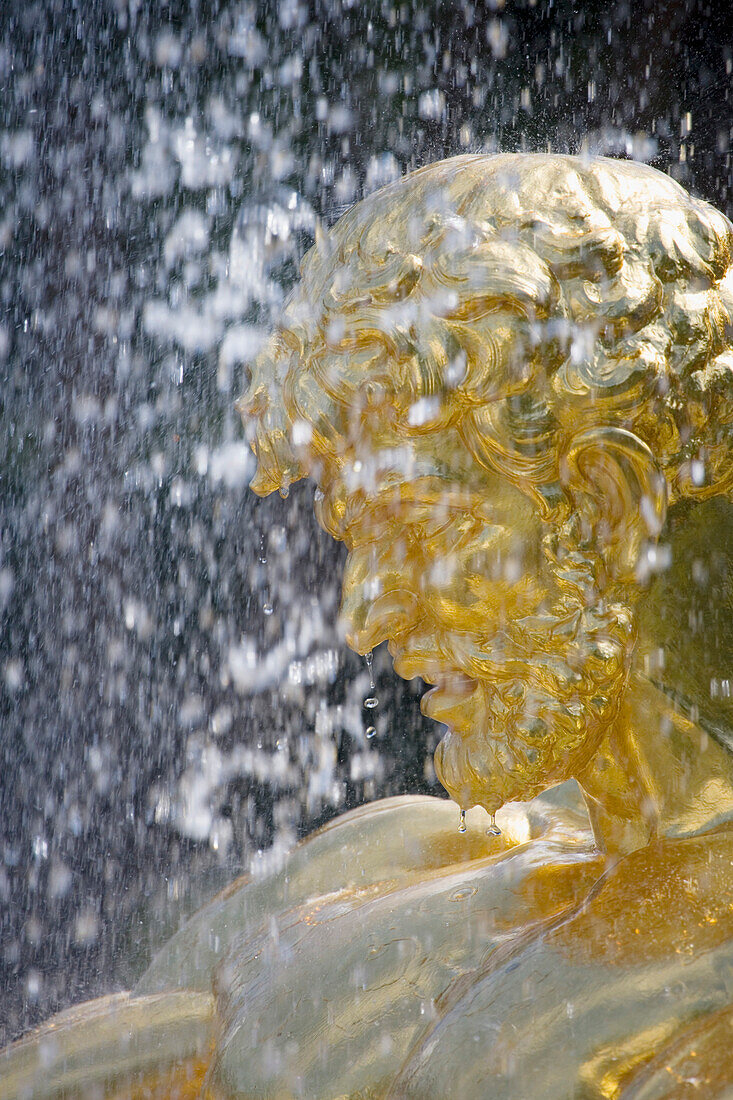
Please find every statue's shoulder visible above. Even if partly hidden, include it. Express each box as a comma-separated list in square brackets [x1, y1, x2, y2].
[549, 823, 733, 965]
[178, 788, 598, 1097]
[138, 785, 594, 997]
[392, 825, 733, 1100]
[137, 788, 601, 1099]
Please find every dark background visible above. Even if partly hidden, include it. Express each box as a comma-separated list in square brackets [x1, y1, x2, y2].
[1, 0, 732, 1043]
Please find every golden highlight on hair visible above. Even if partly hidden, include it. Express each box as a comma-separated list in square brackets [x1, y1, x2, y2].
[241, 154, 733, 509]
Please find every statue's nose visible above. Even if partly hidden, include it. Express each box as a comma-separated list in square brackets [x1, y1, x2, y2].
[341, 587, 420, 654]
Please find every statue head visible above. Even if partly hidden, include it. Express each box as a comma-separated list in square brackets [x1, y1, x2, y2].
[239, 154, 733, 814]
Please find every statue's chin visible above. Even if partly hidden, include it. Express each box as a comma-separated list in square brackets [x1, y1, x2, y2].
[433, 727, 528, 814]
[433, 716, 598, 814]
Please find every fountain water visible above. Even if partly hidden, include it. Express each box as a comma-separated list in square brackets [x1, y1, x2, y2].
[4, 148, 733, 1098]
[2, 1, 733, 1096]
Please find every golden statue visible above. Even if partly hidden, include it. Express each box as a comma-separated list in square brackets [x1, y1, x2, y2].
[4, 154, 733, 1099]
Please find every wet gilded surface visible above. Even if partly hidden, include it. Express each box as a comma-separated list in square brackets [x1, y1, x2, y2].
[4, 154, 733, 1098]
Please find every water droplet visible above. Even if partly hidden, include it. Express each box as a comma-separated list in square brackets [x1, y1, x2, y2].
[458, 809, 467, 834]
[486, 812, 501, 837]
[263, 601, 274, 616]
[363, 652, 378, 711]
[258, 535, 267, 564]
[365, 725, 376, 739]
[450, 884, 478, 903]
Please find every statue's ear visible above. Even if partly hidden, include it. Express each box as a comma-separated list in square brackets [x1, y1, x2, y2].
[559, 427, 667, 581]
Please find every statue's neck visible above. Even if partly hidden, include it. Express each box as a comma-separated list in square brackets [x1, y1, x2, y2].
[577, 672, 733, 857]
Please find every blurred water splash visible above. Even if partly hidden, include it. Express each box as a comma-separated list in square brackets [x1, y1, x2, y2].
[1, 0, 732, 1046]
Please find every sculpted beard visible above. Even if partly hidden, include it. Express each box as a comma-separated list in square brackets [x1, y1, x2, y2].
[432, 594, 635, 812]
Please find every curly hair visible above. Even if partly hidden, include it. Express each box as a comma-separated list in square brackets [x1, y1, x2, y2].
[242, 153, 733, 519]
